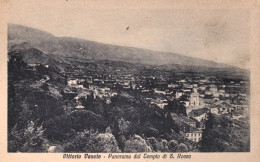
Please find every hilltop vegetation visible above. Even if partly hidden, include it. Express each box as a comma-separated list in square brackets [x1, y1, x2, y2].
[8, 53, 198, 152]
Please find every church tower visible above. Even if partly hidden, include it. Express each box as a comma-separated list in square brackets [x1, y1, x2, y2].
[190, 88, 199, 107]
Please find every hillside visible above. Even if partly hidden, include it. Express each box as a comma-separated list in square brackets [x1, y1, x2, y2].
[8, 24, 239, 69]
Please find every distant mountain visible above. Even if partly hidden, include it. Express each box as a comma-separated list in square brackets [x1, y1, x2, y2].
[8, 24, 240, 70]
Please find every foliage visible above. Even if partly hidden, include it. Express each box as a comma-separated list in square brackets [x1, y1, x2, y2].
[200, 113, 249, 152]
[124, 135, 152, 153]
[8, 58, 199, 152]
[165, 99, 187, 116]
[64, 129, 97, 152]
[178, 143, 188, 152]
[146, 137, 162, 152]
[44, 110, 107, 141]
[94, 133, 121, 152]
[8, 121, 48, 152]
[160, 139, 169, 152]
[64, 130, 120, 152]
[168, 140, 179, 152]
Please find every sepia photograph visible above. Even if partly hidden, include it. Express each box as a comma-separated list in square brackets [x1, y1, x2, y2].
[1, 0, 259, 160]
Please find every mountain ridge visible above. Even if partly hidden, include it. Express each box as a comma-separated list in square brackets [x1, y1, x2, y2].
[8, 24, 243, 70]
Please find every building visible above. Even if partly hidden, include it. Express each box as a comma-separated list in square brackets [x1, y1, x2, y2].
[181, 117, 197, 128]
[154, 89, 167, 95]
[192, 112, 208, 122]
[68, 79, 78, 86]
[190, 88, 199, 106]
[185, 127, 203, 142]
[168, 83, 178, 88]
[180, 100, 190, 107]
[210, 108, 220, 115]
[176, 91, 183, 99]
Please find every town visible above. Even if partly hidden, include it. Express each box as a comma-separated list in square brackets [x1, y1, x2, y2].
[53, 58, 249, 143]
[8, 50, 250, 152]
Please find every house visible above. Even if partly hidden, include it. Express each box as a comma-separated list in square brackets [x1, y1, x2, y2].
[199, 86, 206, 91]
[192, 112, 208, 122]
[192, 84, 198, 88]
[210, 108, 220, 115]
[75, 104, 85, 109]
[181, 117, 197, 128]
[189, 108, 209, 118]
[220, 108, 229, 114]
[183, 88, 192, 93]
[106, 99, 111, 104]
[204, 91, 212, 95]
[179, 79, 187, 83]
[180, 100, 190, 107]
[199, 94, 205, 98]
[176, 91, 183, 99]
[151, 99, 168, 109]
[156, 102, 168, 109]
[111, 92, 118, 97]
[168, 83, 178, 88]
[185, 127, 203, 142]
[219, 89, 225, 93]
[142, 89, 150, 93]
[183, 84, 193, 89]
[198, 121, 205, 130]
[154, 89, 167, 95]
[213, 93, 220, 98]
[68, 79, 78, 86]
[73, 85, 84, 89]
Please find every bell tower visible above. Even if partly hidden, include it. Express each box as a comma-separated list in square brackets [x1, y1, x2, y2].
[190, 88, 199, 107]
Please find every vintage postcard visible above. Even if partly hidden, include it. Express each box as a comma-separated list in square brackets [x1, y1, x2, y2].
[0, 0, 259, 161]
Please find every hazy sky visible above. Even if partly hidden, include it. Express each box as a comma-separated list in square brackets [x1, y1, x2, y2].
[8, 0, 251, 69]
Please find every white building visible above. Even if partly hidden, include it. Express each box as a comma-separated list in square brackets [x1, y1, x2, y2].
[185, 128, 202, 142]
[190, 88, 200, 107]
[176, 92, 183, 99]
[68, 79, 78, 87]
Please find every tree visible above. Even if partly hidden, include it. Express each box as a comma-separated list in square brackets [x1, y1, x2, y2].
[178, 143, 188, 152]
[117, 117, 130, 135]
[200, 113, 215, 152]
[168, 140, 179, 152]
[93, 133, 121, 152]
[64, 130, 121, 153]
[64, 129, 96, 152]
[160, 139, 169, 152]
[165, 99, 187, 116]
[124, 135, 152, 152]
[146, 137, 161, 152]
[8, 121, 48, 152]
